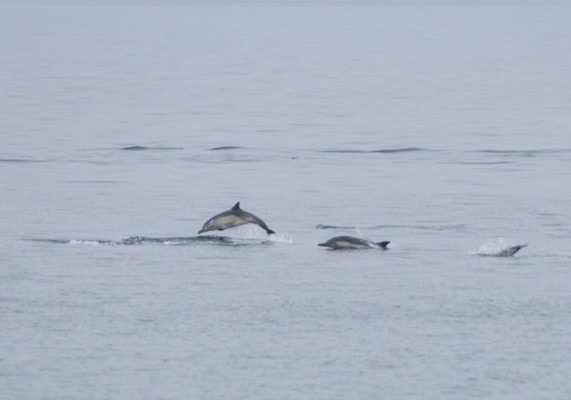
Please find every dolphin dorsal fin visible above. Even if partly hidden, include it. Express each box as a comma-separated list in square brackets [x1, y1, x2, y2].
[232, 202, 241, 210]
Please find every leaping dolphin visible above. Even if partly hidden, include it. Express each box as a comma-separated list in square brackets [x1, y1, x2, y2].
[198, 202, 275, 235]
[319, 236, 390, 250]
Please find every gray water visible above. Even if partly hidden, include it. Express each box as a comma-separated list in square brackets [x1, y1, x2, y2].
[2, 1, 571, 399]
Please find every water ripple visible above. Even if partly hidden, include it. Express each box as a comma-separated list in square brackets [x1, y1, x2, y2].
[120, 146, 183, 151]
[475, 148, 571, 156]
[316, 224, 467, 231]
[26, 236, 272, 247]
[320, 147, 430, 154]
[0, 158, 54, 163]
[208, 146, 243, 151]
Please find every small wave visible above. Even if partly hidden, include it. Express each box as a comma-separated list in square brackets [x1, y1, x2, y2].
[120, 146, 183, 151]
[208, 146, 243, 151]
[315, 224, 356, 230]
[27, 236, 271, 247]
[370, 147, 429, 154]
[320, 147, 428, 154]
[316, 223, 466, 232]
[475, 148, 571, 157]
[0, 158, 54, 163]
[453, 161, 512, 165]
[27, 238, 122, 246]
[64, 180, 122, 185]
[380, 224, 467, 232]
[118, 236, 237, 246]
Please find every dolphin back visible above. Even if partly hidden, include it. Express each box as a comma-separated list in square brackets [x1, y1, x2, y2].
[497, 244, 528, 257]
[319, 236, 389, 250]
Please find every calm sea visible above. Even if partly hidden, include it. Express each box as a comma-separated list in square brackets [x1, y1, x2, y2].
[1, 1, 571, 399]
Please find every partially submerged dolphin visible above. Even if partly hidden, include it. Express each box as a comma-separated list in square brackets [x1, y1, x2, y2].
[496, 244, 528, 257]
[319, 236, 390, 250]
[198, 202, 275, 235]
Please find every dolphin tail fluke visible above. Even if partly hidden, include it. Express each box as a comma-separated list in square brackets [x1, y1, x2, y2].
[377, 241, 390, 249]
[266, 228, 276, 235]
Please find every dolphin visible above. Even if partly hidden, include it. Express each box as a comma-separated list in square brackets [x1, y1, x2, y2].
[318, 236, 390, 250]
[198, 202, 275, 235]
[496, 244, 528, 257]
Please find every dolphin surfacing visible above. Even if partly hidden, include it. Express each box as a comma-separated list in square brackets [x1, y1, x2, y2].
[496, 244, 528, 257]
[477, 243, 528, 257]
[198, 202, 275, 235]
[319, 236, 390, 250]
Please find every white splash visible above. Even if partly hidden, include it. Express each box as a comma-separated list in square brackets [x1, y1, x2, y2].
[473, 238, 528, 257]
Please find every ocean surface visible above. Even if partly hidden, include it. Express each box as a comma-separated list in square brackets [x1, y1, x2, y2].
[1, 1, 571, 399]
